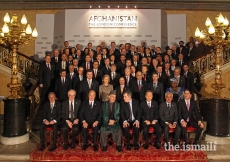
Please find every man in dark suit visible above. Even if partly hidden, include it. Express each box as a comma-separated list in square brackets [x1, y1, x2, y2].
[178, 89, 204, 146]
[79, 69, 99, 101]
[51, 49, 61, 78]
[159, 92, 181, 148]
[176, 53, 186, 71]
[183, 64, 194, 93]
[81, 54, 92, 72]
[56, 53, 69, 73]
[171, 44, 178, 60]
[141, 65, 151, 83]
[187, 42, 196, 61]
[79, 90, 102, 151]
[110, 64, 121, 89]
[141, 91, 162, 149]
[116, 54, 126, 75]
[54, 70, 71, 102]
[39, 92, 61, 152]
[120, 90, 141, 150]
[148, 73, 164, 104]
[115, 77, 130, 102]
[92, 60, 103, 85]
[61, 89, 81, 150]
[66, 65, 77, 89]
[176, 41, 188, 60]
[39, 55, 55, 103]
[131, 71, 147, 102]
[101, 58, 111, 76]
[123, 67, 134, 88]
[169, 67, 185, 89]
[73, 66, 85, 98]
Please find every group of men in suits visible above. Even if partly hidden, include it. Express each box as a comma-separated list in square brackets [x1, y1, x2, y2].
[39, 40, 204, 152]
[40, 88, 204, 152]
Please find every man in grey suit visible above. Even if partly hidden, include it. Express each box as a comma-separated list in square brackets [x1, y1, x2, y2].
[61, 89, 81, 150]
[159, 92, 181, 149]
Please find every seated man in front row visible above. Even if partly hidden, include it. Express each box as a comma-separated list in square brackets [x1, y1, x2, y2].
[100, 90, 123, 152]
[140, 90, 162, 149]
[159, 92, 181, 149]
[79, 90, 102, 151]
[39, 92, 61, 152]
[61, 89, 81, 150]
[120, 90, 141, 150]
[178, 89, 204, 146]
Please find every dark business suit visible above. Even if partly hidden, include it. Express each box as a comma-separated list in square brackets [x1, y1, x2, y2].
[79, 79, 99, 101]
[54, 77, 71, 102]
[51, 56, 61, 78]
[115, 85, 130, 102]
[140, 100, 162, 145]
[178, 99, 203, 144]
[61, 99, 81, 145]
[124, 75, 134, 88]
[66, 72, 77, 89]
[73, 74, 84, 99]
[183, 71, 194, 93]
[40, 101, 61, 146]
[109, 72, 121, 89]
[131, 79, 147, 102]
[120, 99, 141, 145]
[116, 61, 125, 75]
[148, 82, 164, 103]
[56, 61, 69, 73]
[159, 102, 181, 144]
[160, 72, 170, 91]
[79, 100, 102, 146]
[93, 69, 103, 85]
[81, 62, 92, 72]
[101, 65, 111, 76]
[39, 62, 55, 102]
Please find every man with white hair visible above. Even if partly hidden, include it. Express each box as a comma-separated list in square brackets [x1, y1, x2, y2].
[159, 92, 181, 149]
[61, 89, 81, 150]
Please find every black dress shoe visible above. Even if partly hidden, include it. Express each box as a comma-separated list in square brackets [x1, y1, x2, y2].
[70, 143, 75, 149]
[82, 145, 88, 150]
[93, 145, 98, 151]
[39, 145, 45, 151]
[144, 144, 149, 149]
[63, 144, 68, 150]
[154, 143, 161, 149]
[116, 146, 123, 152]
[126, 144, 131, 150]
[49, 145, 56, 152]
[102, 146, 107, 152]
[134, 143, 139, 150]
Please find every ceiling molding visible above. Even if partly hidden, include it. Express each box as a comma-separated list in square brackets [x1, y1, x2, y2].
[0, 1, 230, 11]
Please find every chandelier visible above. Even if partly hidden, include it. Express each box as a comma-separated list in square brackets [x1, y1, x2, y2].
[195, 13, 230, 98]
[0, 13, 38, 99]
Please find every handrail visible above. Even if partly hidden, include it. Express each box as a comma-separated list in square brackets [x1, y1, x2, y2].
[0, 44, 41, 80]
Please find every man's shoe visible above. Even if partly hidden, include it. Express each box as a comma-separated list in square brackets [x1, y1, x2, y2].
[93, 145, 98, 151]
[70, 142, 75, 149]
[116, 146, 123, 152]
[144, 144, 149, 149]
[39, 145, 45, 151]
[126, 144, 131, 150]
[82, 145, 88, 150]
[63, 144, 68, 150]
[134, 143, 139, 150]
[49, 145, 56, 152]
[102, 146, 107, 152]
[154, 143, 161, 149]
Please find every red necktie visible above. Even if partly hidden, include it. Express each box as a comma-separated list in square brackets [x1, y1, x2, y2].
[138, 81, 141, 91]
[144, 74, 146, 81]
[70, 73, 72, 80]
[47, 64, 50, 71]
[87, 63, 89, 70]
[166, 70, 169, 76]
[55, 57, 58, 63]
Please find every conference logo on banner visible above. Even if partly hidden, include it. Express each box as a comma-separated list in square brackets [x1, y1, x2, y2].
[89, 15, 137, 28]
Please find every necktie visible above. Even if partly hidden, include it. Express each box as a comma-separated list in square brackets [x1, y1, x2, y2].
[166, 70, 169, 76]
[90, 102, 93, 113]
[126, 76, 129, 85]
[70, 102, 74, 121]
[180, 61, 182, 66]
[121, 87, 124, 94]
[143, 74, 146, 81]
[70, 73, 73, 80]
[50, 103, 53, 114]
[153, 83, 157, 91]
[112, 72, 115, 80]
[62, 62, 65, 69]
[184, 72, 187, 77]
[128, 102, 133, 121]
[87, 63, 89, 70]
[148, 102, 151, 108]
[94, 69, 97, 78]
[186, 101, 190, 122]
[138, 80, 141, 91]
[88, 80, 91, 89]
[180, 47, 182, 53]
[55, 57, 58, 63]
[62, 78, 65, 85]
[80, 76, 82, 81]
[167, 103, 170, 112]
[47, 64, 50, 71]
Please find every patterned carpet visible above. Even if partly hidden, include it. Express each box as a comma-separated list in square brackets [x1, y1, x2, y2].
[30, 143, 208, 162]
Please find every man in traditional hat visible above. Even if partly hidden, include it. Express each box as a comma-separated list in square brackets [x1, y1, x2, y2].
[100, 90, 123, 152]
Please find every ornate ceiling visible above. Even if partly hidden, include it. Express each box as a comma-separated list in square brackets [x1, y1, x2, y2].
[0, 0, 230, 10]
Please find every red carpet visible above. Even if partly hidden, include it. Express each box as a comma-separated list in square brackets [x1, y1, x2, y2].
[30, 144, 207, 162]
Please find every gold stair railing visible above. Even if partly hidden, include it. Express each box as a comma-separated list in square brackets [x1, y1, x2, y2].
[188, 46, 230, 75]
[0, 44, 41, 131]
